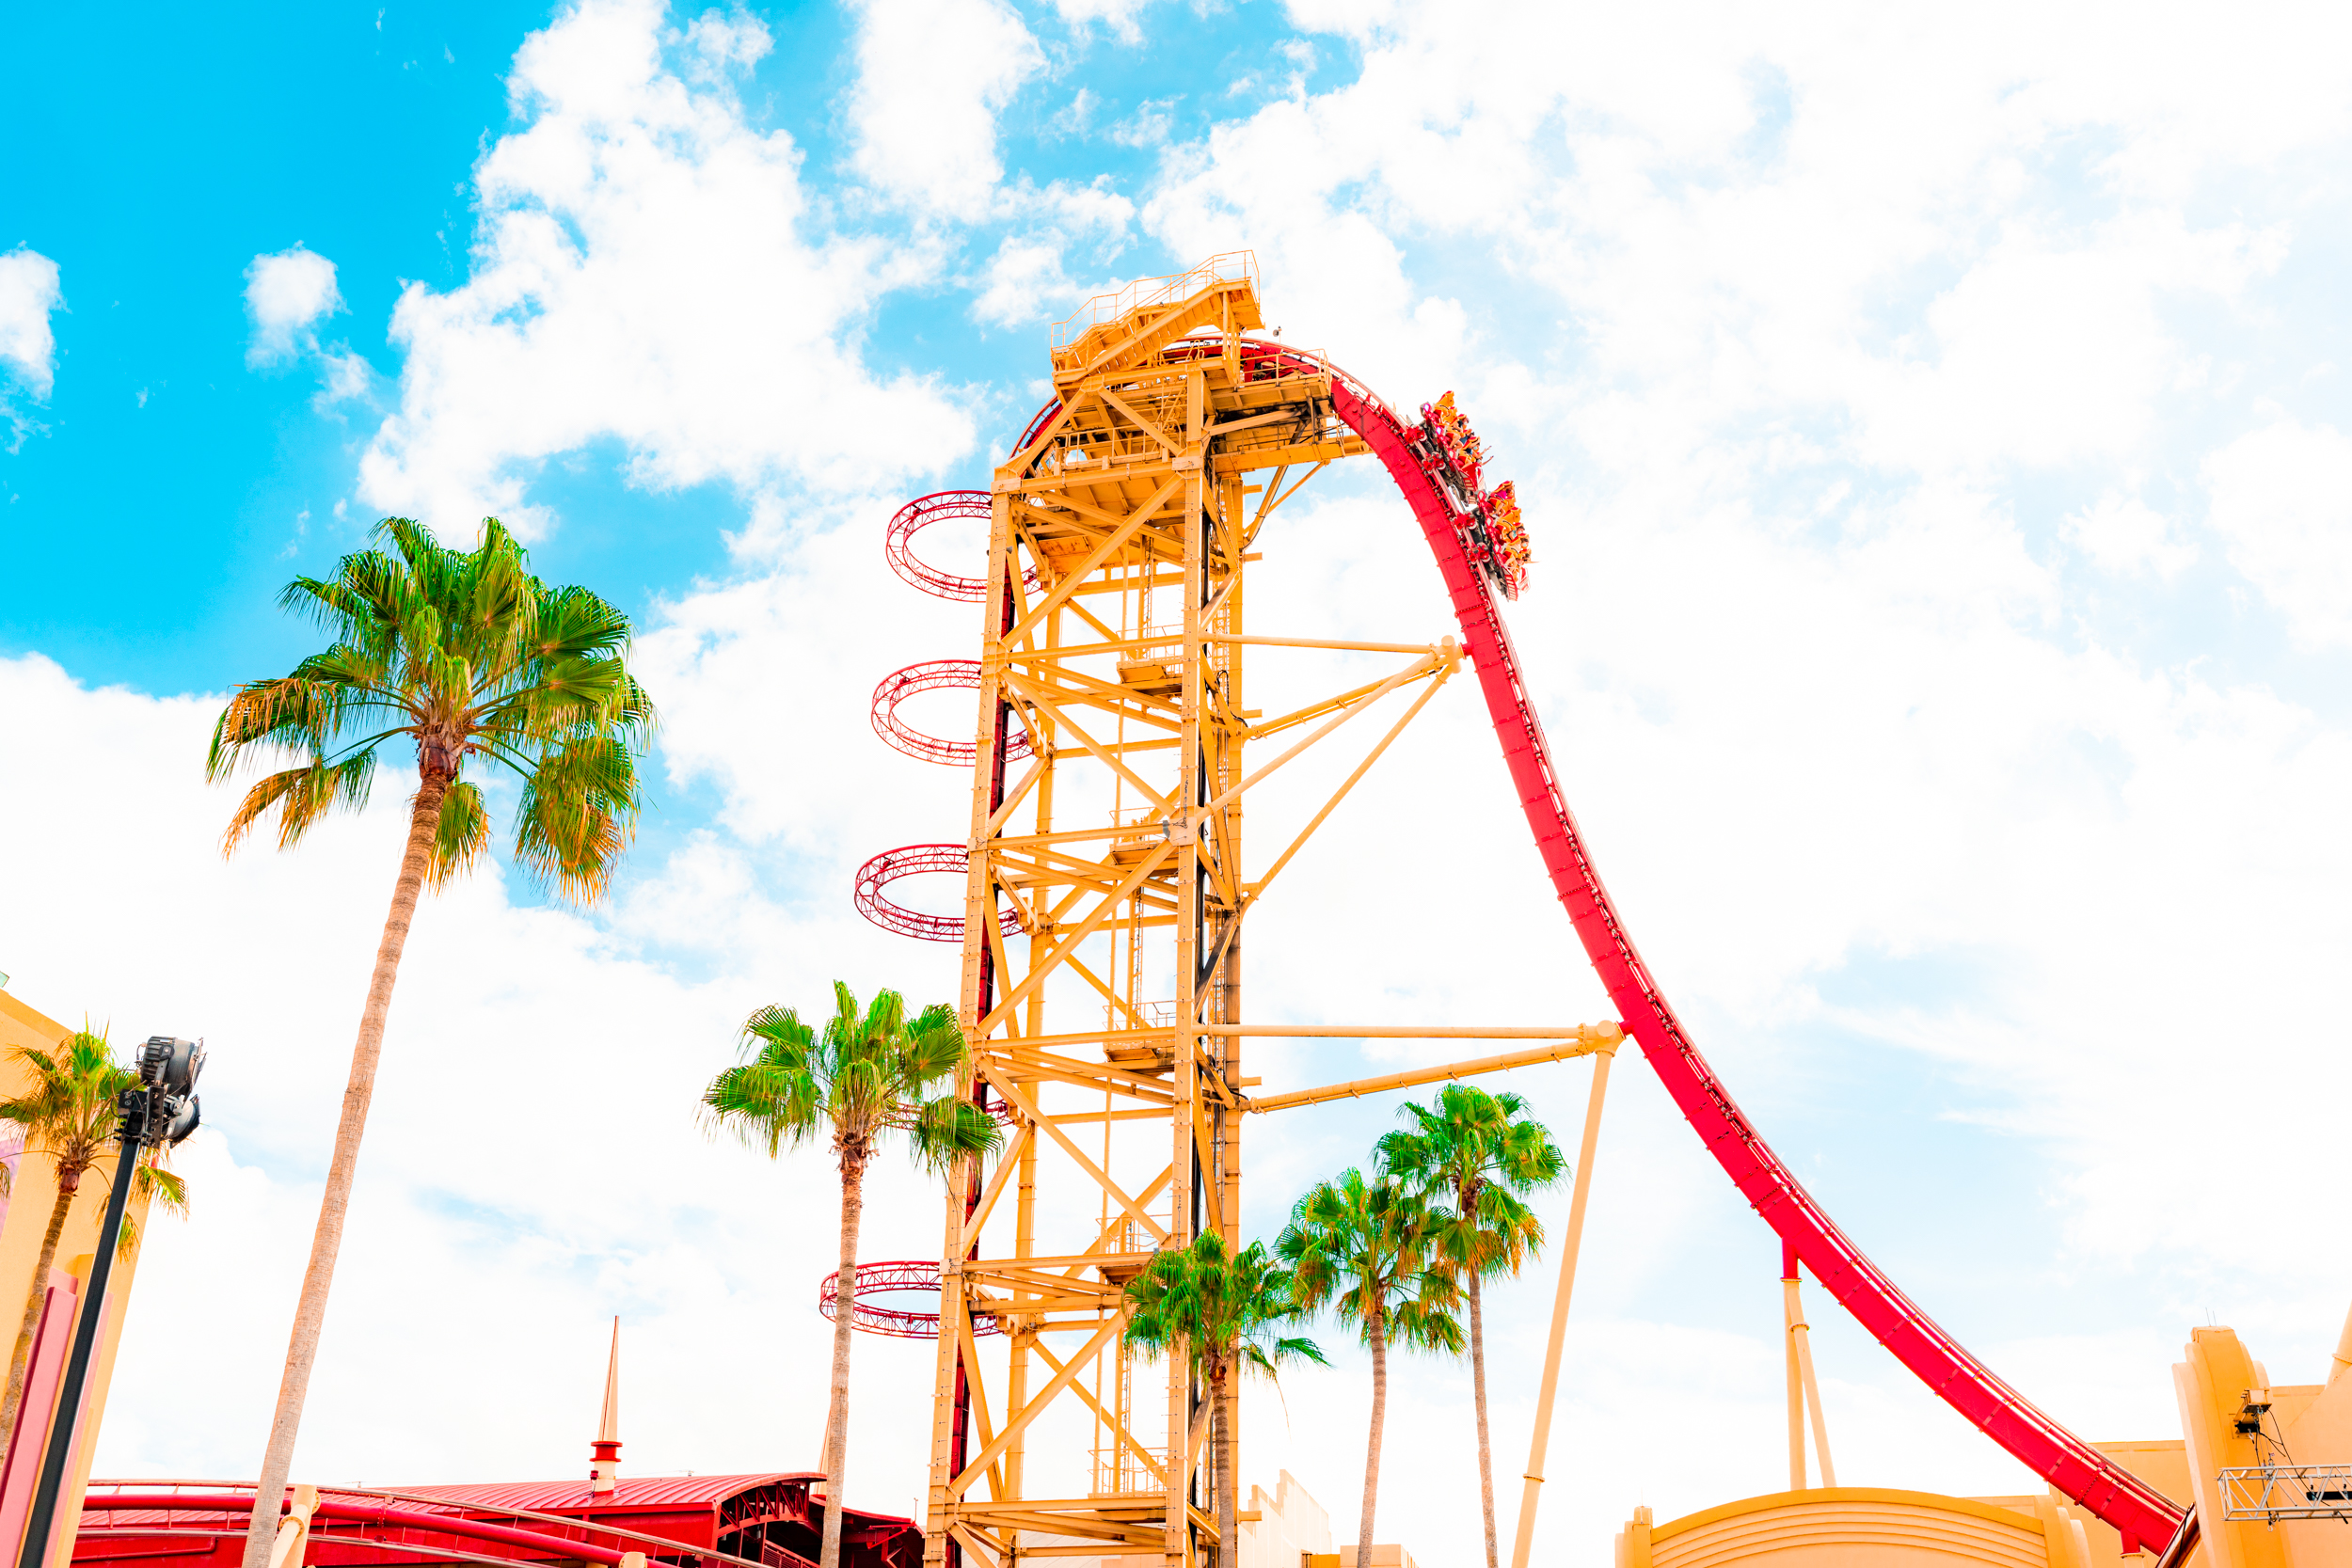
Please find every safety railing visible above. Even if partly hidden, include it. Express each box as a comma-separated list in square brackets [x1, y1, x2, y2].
[1089, 1443, 1169, 1497]
[1051, 254, 1257, 352]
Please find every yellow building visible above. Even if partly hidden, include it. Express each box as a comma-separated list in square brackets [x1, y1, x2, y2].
[0, 987, 161, 1568]
[1616, 1318, 2352, 1567]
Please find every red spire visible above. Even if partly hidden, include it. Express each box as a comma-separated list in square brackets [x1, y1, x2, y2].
[589, 1318, 620, 1495]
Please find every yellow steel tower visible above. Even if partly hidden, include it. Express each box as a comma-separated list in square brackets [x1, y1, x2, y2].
[906, 257, 1617, 1568]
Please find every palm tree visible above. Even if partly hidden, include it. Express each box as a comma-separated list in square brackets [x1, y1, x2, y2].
[0, 1028, 189, 1450]
[1377, 1086, 1563, 1568]
[1123, 1230, 1325, 1568]
[703, 984, 1002, 1568]
[209, 517, 653, 1568]
[1278, 1168, 1463, 1568]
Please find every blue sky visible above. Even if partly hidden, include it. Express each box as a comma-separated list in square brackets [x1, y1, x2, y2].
[7, 1, 2352, 1562]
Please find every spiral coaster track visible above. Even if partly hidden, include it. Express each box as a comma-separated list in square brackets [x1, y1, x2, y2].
[855, 255, 2187, 1568]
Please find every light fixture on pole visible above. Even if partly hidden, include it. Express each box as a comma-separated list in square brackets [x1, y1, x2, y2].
[14, 1037, 203, 1568]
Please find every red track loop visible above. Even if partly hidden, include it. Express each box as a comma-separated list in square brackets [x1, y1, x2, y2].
[873, 661, 1036, 768]
[820, 1259, 1002, 1340]
[854, 844, 1021, 943]
[886, 491, 1042, 603]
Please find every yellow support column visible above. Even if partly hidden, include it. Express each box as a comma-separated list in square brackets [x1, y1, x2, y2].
[1783, 1253, 1834, 1489]
[1509, 1042, 1616, 1568]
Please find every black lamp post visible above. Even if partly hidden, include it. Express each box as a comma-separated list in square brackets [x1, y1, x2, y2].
[13, 1037, 203, 1568]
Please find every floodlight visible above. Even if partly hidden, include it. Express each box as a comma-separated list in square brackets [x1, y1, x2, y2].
[138, 1037, 204, 1098]
[158, 1094, 200, 1147]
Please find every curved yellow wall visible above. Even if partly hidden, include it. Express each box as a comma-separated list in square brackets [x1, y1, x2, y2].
[1628, 1488, 2049, 1568]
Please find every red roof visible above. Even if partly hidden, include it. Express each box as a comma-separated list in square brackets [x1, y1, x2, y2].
[75, 1473, 919, 1568]
[392, 1474, 832, 1514]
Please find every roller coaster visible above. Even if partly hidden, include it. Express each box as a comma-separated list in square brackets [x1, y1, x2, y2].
[849, 255, 2197, 1568]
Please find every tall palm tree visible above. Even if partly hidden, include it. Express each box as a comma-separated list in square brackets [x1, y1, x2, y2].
[1278, 1168, 1463, 1568]
[210, 517, 653, 1568]
[0, 1029, 189, 1452]
[1123, 1230, 1325, 1568]
[703, 984, 1002, 1568]
[1377, 1086, 1563, 1568]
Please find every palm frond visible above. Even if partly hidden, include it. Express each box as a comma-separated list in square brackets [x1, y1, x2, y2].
[512, 733, 641, 904]
[116, 1155, 193, 1257]
[907, 1095, 1003, 1180]
[425, 780, 491, 887]
[219, 755, 376, 855]
[135, 1159, 190, 1217]
[741, 1004, 816, 1060]
[702, 1059, 825, 1157]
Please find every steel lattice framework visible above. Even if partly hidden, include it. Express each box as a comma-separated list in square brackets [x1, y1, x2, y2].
[856, 254, 2189, 1568]
[883, 255, 1567, 1568]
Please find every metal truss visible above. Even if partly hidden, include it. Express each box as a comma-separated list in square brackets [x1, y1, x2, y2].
[2220, 1465, 2352, 1522]
[912, 256, 1614, 1568]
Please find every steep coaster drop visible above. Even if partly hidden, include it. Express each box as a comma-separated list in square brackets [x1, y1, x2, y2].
[853, 255, 2188, 1568]
[1320, 358, 2188, 1560]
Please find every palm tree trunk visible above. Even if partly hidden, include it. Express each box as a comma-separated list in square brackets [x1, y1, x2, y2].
[239, 775, 448, 1568]
[1211, 1368, 1234, 1568]
[0, 1180, 81, 1449]
[1357, 1309, 1386, 1568]
[1469, 1269, 1498, 1568]
[819, 1157, 866, 1568]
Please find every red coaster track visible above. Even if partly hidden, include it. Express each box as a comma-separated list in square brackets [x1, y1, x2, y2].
[1257, 348, 2185, 1555]
[918, 336, 2185, 1556]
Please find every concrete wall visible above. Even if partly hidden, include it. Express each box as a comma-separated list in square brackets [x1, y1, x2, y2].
[1236, 1471, 1330, 1568]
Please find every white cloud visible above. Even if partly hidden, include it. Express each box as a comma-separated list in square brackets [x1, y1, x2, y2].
[846, 0, 1042, 221]
[316, 347, 376, 406]
[967, 182, 1133, 329]
[2205, 415, 2352, 649]
[679, 5, 771, 77]
[1111, 96, 1175, 149]
[1856, 219, 2280, 475]
[1041, 0, 1154, 44]
[244, 245, 345, 367]
[972, 238, 1072, 328]
[2065, 490, 2194, 578]
[0, 247, 64, 400]
[1048, 86, 1098, 138]
[358, 0, 976, 539]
